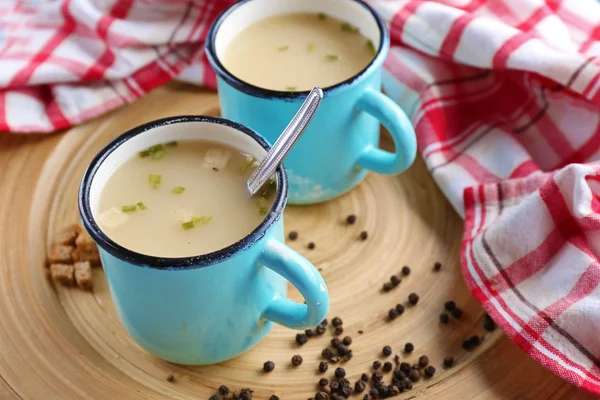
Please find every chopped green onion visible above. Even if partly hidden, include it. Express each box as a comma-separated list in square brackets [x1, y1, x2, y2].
[341, 22, 359, 33]
[307, 43, 316, 52]
[240, 154, 256, 171]
[148, 144, 164, 153]
[139, 150, 151, 158]
[148, 174, 162, 188]
[277, 45, 289, 52]
[324, 54, 339, 62]
[122, 204, 137, 212]
[137, 201, 147, 210]
[181, 221, 195, 230]
[286, 86, 298, 91]
[317, 12, 327, 20]
[192, 216, 212, 224]
[172, 186, 185, 194]
[152, 149, 165, 159]
[256, 196, 269, 215]
[165, 141, 178, 147]
[260, 179, 277, 198]
[366, 39, 376, 55]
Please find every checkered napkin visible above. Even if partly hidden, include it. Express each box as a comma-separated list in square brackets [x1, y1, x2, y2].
[3, 0, 600, 394]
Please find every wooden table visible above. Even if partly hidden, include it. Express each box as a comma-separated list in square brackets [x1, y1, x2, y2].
[0, 83, 595, 400]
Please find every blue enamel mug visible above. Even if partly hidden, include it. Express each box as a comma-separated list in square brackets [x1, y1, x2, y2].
[78, 116, 329, 365]
[206, 0, 417, 204]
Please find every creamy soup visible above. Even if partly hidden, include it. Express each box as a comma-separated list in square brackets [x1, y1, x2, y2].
[97, 141, 275, 258]
[222, 12, 376, 91]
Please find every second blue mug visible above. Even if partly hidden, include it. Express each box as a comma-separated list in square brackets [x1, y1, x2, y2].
[206, 0, 417, 204]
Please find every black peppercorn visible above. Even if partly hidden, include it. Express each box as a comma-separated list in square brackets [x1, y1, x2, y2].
[322, 348, 333, 359]
[434, 261, 442, 271]
[308, 242, 316, 250]
[343, 350, 353, 361]
[361, 373, 369, 382]
[390, 275, 401, 286]
[424, 365, 436, 378]
[418, 355, 429, 368]
[321, 318, 328, 326]
[444, 300, 456, 311]
[331, 338, 342, 348]
[394, 369, 407, 380]
[166, 374, 174, 382]
[346, 215, 356, 224]
[483, 313, 497, 332]
[395, 304, 405, 314]
[330, 381, 339, 392]
[451, 308, 463, 319]
[316, 324, 326, 334]
[382, 345, 392, 356]
[209, 395, 219, 400]
[400, 362, 411, 373]
[363, 395, 372, 400]
[319, 378, 329, 387]
[315, 392, 328, 400]
[373, 360, 382, 370]
[403, 379, 413, 390]
[269, 395, 279, 400]
[388, 308, 398, 320]
[383, 362, 393, 372]
[401, 266, 411, 276]
[408, 293, 419, 305]
[404, 342, 414, 353]
[306, 328, 316, 337]
[443, 356, 454, 368]
[319, 361, 329, 373]
[263, 361, 275, 372]
[354, 380, 366, 393]
[288, 231, 298, 240]
[382, 282, 393, 292]
[439, 313, 450, 324]
[219, 385, 230, 396]
[359, 231, 368, 240]
[336, 344, 349, 356]
[296, 333, 308, 345]
[239, 389, 253, 400]
[335, 326, 344, 335]
[369, 388, 379, 397]
[358, 330, 364, 334]
[342, 336, 352, 346]
[332, 317, 343, 327]
[412, 363, 421, 370]
[372, 371, 383, 382]
[291, 355, 303, 366]
[409, 368, 421, 382]
[463, 335, 481, 350]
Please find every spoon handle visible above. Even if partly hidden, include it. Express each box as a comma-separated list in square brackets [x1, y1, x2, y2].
[247, 87, 324, 196]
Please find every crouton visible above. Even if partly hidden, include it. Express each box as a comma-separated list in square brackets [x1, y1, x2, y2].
[72, 247, 101, 267]
[49, 244, 74, 264]
[75, 230, 96, 252]
[74, 261, 93, 291]
[55, 224, 81, 246]
[50, 264, 75, 286]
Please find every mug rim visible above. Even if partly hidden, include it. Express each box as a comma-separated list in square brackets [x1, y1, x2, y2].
[205, 0, 389, 100]
[78, 115, 288, 271]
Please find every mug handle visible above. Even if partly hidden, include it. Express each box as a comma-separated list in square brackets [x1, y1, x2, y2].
[259, 238, 329, 329]
[355, 89, 417, 174]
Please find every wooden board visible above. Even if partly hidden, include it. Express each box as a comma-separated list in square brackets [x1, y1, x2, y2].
[0, 83, 595, 400]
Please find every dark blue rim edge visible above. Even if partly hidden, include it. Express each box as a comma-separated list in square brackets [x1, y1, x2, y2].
[78, 115, 288, 271]
[205, 0, 389, 100]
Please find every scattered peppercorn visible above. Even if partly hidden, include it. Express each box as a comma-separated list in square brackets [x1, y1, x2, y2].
[346, 215, 356, 224]
[443, 356, 455, 368]
[306, 328, 316, 337]
[335, 326, 344, 335]
[332, 317, 343, 327]
[288, 231, 298, 240]
[331, 338, 341, 348]
[395, 304, 405, 314]
[383, 362, 393, 372]
[291, 355, 303, 366]
[390, 275, 401, 286]
[483, 313, 497, 332]
[434, 262, 442, 271]
[408, 293, 419, 305]
[316, 392, 328, 400]
[403, 379, 413, 390]
[316, 324, 326, 334]
[440, 313, 450, 324]
[322, 348, 333, 359]
[372, 371, 383, 382]
[444, 300, 456, 311]
[359, 231, 368, 240]
[373, 360, 382, 370]
[330, 356, 341, 363]
[219, 385, 230, 396]
[382, 345, 392, 356]
[319, 361, 329, 373]
[462, 335, 481, 350]
[363, 395, 372, 400]
[166, 374, 174, 382]
[354, 380, 366, 393]
[418, 355, 429, 368]
[336, 344, 349, 356]
[401, 266, 411, 276]
[342, 336, 352, 346]
[296, 333, 308, 345]
[343, 350, 354, 361]
[308, 242, 316, 249]
[400, 362, 411, 373]
[424, 365, 436, 378]
[209, 395, 219, 400]
[263, 361, 275, 372]
[404, 343, 414, 353]
[451, 308, 463, 319]
[358, 330, 364, 334]
[269, 395, 279, 400]
[239, 389, 253, 400]
[388, 308, 398, 320]
[330, 381, 339, 392]
[390, 385, 401, 396]
[369, 388, 379, 397]
[361, 373, 369, 382]
[409, 368, 421, 382]
[382, 282, 393, 292]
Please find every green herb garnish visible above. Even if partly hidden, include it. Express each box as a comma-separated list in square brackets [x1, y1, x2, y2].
[137, 201, 147, 210]
[341, 22, 359, 33]
[307, 43, 316, 52]
[172, 186, 185, 194]
[240, 154, 256, 171]
[181, 221, 195, 230]
[260, 179, 277, 198]
[366, 39, 376, 55]
[139, 150, 151, 158]
[165, 141, 178, 147]
[192, 216, 212, 224]
[256, 196, 269, 215]
[122, 204, 137, 212]
[317, 12, 327, 20]
[152, 149, 165, 159]
[278, 45, 289, 52]
[324, 54, 339, 62]
[148, 174, 162, 188]
[148, 144, 164, 153]
[286, 86, 298, 91]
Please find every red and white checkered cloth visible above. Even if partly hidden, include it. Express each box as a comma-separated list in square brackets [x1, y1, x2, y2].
[3, 0, 600, 394]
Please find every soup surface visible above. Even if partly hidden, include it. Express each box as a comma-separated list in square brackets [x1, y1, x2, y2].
[97, 140, 275, 258]
[222, 12, 376, 91]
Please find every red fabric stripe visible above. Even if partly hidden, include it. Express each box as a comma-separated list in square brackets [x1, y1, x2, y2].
[509, 160, 539, 178]
[463, 0, 486, 13]
[0, 91, 8, 132]
[582, 72, 600, 98]
[533, 111, 576, 161]
[517, 6, 552, 32]
[560, 125, 600, 167]
[389, 0, 425, 44]
[580, 25, 600, 54]
[129, 60, 175, 93]
[439, 13, 475, 59]
[9, 0, 76, 87]
[454, 153, 502, 183]
[492, 33, 531, 69]
[383, 52, 427, 93]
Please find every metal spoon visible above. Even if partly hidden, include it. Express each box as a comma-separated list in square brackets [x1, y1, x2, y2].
[246, 87, 324, 196]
